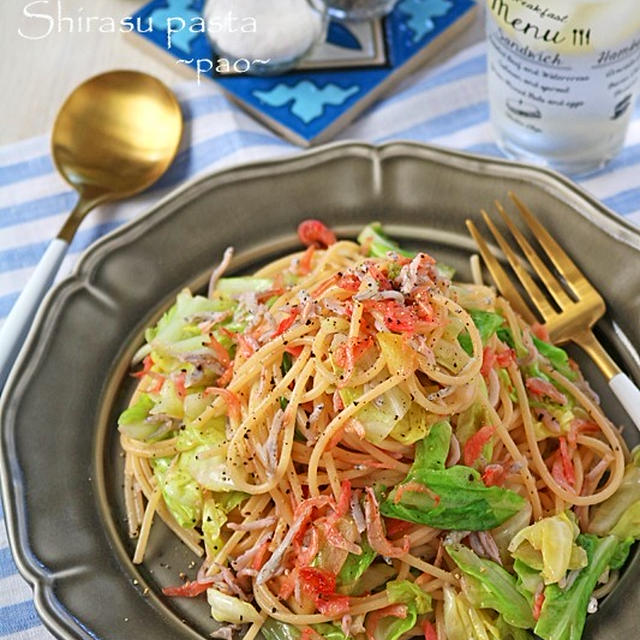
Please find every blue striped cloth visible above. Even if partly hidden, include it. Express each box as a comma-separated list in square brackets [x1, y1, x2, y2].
[0, 41, 639, 639]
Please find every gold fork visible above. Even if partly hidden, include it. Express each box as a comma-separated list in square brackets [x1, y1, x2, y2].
[466, 192, 640, 431]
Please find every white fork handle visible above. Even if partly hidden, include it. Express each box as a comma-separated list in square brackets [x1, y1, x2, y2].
[0, 238, 68, 390]
[609, 372, 640, 432]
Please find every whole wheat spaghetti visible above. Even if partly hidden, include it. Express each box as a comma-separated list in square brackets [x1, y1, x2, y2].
[118, 221, 638, 640]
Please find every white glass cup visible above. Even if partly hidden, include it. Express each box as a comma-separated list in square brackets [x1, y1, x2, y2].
[486, 0, 640, 175]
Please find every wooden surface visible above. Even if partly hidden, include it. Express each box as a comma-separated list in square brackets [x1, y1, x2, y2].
[0, 0, 484, 146]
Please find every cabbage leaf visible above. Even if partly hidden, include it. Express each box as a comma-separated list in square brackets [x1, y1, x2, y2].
[509, 512, 588, 585]
[372, 603, 418, 640]
[495, 616, 535, 640]
[147, 289, 234, 370]
[176, 413, 226, 452]
[206, 588, 262, 624]
[202, 497, 227, 556]
[152, 456, 203, 528]
[215, 277, 273, 297]
[261, 619, 300, 640]
[513, 558, 543, 603]
[340, 382, 412, 445]
[118, 394, 158, 440]
[491, 503, 532, 564]
[337, 536, 376, 594]
[382, 421, 525, 530]
[458, 310, 505, 356]
[356, 385, 412, 443]
[532, 337, 576, 381]
[390, 402, 437, 445]
[261, 619, 350, 640]
[357, 222, 455, 279]
[181, 445, 237, 493]
[151, 378, 184, 420]
[447, 543, 535, 628]
[386, 579, 432, 614]
[590, 449, 640, 537]
[443, 584, 502, 640]
[534, 534, 619, 640]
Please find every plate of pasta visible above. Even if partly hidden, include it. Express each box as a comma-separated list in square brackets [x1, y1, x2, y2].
[1, 142, 640, 640]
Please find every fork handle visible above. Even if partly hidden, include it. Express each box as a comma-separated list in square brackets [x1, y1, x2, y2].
[609, 373, 640, 432]
[573, 329, 640, 432]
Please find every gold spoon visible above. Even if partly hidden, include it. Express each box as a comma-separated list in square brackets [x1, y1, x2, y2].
[0, 70, 183, 387]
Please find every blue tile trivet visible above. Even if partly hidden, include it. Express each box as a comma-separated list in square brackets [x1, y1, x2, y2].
[129, 0, 477, 146]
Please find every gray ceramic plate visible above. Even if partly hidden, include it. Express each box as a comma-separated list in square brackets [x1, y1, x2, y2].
[1, 141, 640, 640]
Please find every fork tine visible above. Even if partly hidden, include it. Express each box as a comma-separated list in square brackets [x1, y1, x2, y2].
[465, 218, 537, 325]
[494, 200, 574, 310]
[480, 210, 556, 323]
[508, 192, 597, 300]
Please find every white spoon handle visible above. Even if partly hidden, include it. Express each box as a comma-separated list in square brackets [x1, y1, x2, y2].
[0, 238, 68, 389]
[609, 372, 640, 433]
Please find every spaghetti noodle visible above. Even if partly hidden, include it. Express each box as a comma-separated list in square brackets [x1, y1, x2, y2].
[118, 221, 638, 640]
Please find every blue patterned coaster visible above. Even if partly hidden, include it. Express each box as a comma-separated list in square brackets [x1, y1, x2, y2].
[130, 0, 477, 145]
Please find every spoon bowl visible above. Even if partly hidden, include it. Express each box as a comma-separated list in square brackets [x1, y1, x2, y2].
[52, 70, 183, 227]
[0, 70, 182, 390]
